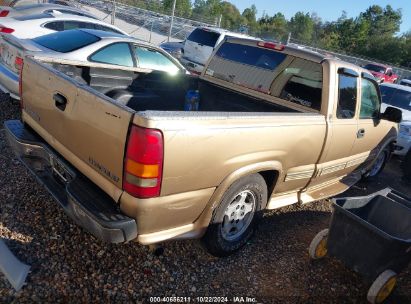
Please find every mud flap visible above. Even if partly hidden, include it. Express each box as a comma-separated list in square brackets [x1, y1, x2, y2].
[0, 238, 30, 291]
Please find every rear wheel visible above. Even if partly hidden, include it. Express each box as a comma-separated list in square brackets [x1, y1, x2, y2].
[202, 174, 267, 257]
[367, 270, 397, 304]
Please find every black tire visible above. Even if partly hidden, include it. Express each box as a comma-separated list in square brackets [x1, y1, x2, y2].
[363, 148, 389, 180]
[402, 149, 411, 182]
[202, 174, 267, 257]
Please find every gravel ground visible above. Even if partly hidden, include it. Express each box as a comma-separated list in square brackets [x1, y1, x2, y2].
[0, 94, 410, 303]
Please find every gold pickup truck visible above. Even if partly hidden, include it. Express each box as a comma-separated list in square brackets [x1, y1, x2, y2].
[5, 38, 402, 256]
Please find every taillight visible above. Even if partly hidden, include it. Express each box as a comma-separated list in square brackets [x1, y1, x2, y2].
[123, 125, 164, 198]
[257, 41, 285, 51]
[19, 59, 23, 108]
[0, 10, 9, 17]
[15, 56, 23, 72]
[0, 27, 14, 33]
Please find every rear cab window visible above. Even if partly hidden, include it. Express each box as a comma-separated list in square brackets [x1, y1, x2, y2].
[187, 28, 220, 47]
[205, 41, 323, 111]
[337, 70, 358, 119]
[32, 30, 100, 53]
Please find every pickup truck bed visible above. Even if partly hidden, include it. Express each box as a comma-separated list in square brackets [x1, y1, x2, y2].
[50, 63, 298, 113]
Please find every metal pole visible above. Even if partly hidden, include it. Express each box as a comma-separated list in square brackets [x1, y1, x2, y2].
[111, 0, 116, 25]
[286, 32, 291, 45]
[168, 0, 177, 42]
[217, 14, 222, 27]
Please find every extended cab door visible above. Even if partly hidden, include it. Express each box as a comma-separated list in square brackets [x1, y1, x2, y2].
[304, 67, 361, 198]
[350, 74, 395, 166]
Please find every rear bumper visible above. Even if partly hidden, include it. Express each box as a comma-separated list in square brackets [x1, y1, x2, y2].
[4, 120, 137, 243]
[0, 63, 19, 100]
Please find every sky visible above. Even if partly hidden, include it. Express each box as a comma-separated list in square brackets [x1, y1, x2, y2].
[230, 0, 411, 34]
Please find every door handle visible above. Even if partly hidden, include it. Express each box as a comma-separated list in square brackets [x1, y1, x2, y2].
[357, 128, 365, 138]
[53, 93, 67, 111]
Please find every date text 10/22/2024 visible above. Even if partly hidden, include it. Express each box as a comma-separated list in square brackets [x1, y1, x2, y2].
[149, 297, 257, 303]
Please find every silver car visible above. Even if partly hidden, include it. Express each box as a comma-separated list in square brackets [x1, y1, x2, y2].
[0, 3, 97, 19]
[0, 29, 187, 99]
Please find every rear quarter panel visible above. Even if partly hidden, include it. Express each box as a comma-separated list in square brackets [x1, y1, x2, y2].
[133, 112, 327, 197]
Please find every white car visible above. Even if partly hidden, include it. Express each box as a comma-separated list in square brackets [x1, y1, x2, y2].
[0, 11, 127, 39]
[380, 83, 411, 156]
[397, 122, 411, 157]
[180, 27, 254, 74]
[399, 78, 411, 88]
[0, 3, 97, 19]
[380, 83, 411, 121]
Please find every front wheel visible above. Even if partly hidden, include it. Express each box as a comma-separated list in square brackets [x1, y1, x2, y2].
[365, 149, 389, 179]
[202, 174, 267, 257]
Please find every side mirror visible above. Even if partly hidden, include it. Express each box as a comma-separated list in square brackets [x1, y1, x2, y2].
[381, 106, 402, 123]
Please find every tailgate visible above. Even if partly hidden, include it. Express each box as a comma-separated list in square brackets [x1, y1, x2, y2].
[21, 57, 135, 192]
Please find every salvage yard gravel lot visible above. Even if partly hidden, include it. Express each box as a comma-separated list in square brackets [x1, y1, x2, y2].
[0, 94, 410, 303]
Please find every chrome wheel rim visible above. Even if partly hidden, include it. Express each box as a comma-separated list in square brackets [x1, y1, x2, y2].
[369, 152, 386, 177]
[221, 190, 256, 241]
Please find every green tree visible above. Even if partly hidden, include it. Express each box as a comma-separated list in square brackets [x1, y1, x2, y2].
[163, 0, 192, 18]
[242, 4, 258, 33]
[220, 1, 243, 30]
[289, 12, 314, 43]
[258, 12, 288, 41]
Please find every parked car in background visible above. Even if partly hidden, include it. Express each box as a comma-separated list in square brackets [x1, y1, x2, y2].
[0, 3, 96, 19]
[0, 12, 127, 39]
[380, 83, 411, 157]
[0, 29, 185, 99]
[399, 78, 411, 87]
[0, 0, 73, 7]
[159, 40, 184, 59]
[380, 83, 411, 121]
[180, 27, 253, 74]
[364, 63, 398, 84]
[396, 121, 411, 158]
[5, 38, 401, 257]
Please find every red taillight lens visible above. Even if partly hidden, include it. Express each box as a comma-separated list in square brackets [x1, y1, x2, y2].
[0, 10, 9, 17]
[0, 27, 14, 34]
[257, 41, 285, 51]
[123, 125, 164, 198]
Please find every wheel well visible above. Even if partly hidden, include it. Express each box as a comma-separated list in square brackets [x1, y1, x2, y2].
[259, 170, 279, 202]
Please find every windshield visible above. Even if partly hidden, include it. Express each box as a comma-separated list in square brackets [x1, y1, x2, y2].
[364, 64, 385, 74]
[380, 85, 411, 111]
[33, 30, 100, 53]
[187, 28, 220, 47]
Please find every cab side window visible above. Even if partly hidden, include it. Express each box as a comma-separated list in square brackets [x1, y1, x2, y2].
[337, 73, 358, 119]
[360, 78, 380, 119]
